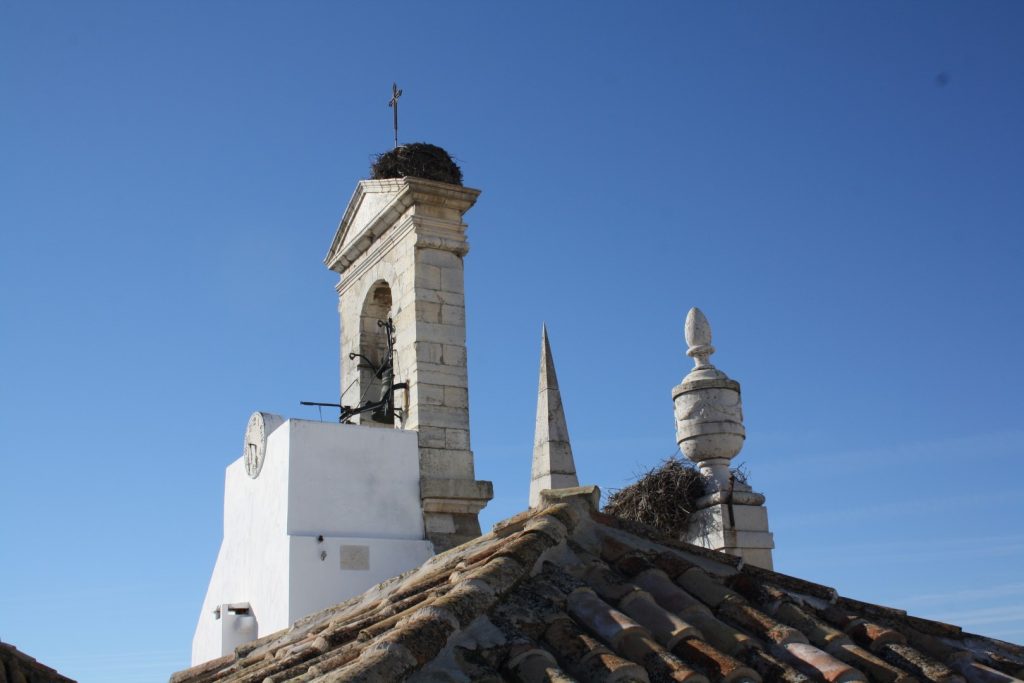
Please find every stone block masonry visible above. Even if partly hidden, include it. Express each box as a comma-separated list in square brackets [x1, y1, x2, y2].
[325, 177, 493, 551]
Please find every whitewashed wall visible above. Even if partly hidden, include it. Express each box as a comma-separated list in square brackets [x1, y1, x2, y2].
[191, 419, 432, 665]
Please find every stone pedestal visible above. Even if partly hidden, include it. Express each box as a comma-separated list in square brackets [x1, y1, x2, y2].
[420, 479, 493, 551]
[683, 490, 775, 570]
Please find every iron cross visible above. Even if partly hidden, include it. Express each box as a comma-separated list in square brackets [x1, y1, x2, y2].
[388, 82, 403, 149]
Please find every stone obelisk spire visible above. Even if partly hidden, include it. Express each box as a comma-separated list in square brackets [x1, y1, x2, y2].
[530, 325, 579, 507]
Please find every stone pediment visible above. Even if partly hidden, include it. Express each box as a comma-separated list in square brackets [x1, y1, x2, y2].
[324, 177, 480, 274]
[323, 179, 408, 274]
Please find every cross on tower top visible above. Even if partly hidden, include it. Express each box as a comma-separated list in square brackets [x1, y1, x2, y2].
[387, 82, 403, 149]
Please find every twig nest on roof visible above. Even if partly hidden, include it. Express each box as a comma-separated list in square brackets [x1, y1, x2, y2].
[603, 458, 707, 538]
[371, 143, 464, 185]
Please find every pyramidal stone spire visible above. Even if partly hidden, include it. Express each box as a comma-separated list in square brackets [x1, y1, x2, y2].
[529, 325, 579, 507]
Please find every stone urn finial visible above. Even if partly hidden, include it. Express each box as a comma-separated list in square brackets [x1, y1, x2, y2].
[685, 307, 724, 379]
[673, 307, 745, 492]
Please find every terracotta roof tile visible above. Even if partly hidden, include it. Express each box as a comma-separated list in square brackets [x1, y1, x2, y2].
[617, 590, 703, 648]
[507, 648, 570, 682]
[830, 642, 916, 683]
[878, 643, 965, 683]
[746, 647, 815, 683]
[670, 636, 760, 682]
[618, 632, 709, 683]
[651, 554, 700, 580]
[1, 641, 76, 683]
[545, 615, 649, 682]
[717, 598, 807, 647]
[779, 641, 866, 683]
[685, 610, 763, 657]
[465, 555, 527, 595]
[773, 602, 851, 650]
[739, 563, 839, 604]
[952, 659, 1023, 683]
[843, 618, 910, 652]
[584, 565, 639, 603]
[676, 568, 741, 609]
[171, 492, 1024, 683]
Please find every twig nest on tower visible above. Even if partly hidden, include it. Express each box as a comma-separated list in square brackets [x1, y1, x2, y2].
[370, 143, 464, 185]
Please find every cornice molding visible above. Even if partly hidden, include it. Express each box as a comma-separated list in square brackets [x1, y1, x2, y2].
[324, 178, 480, 275]
[414, 234, 470, 257]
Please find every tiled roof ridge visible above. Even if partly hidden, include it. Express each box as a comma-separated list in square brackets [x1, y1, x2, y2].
[591, 504, 1024, 665]
[170, 498, 584, 683]
[589, 509, 1024, 682]
[313, 501, 578, 681]
[591, 507, 841, 603]
[171, 488, 1024, 683]
[1, 640, 77, 683]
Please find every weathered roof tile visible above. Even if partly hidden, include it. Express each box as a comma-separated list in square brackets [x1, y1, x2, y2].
[676, 567, 741, 609]
[717, 597, 808, 646]
[633, 569, 712, 619]
[772, 601, 852, 649]
[0, 641, 77, 683]
[617, 632, 709, 683]
[844, 619, 910, 652]
[566, 588, 647, 650]
[670, 636, 760, 683]
[878, 643, 966, 683]
[618, 590, 703, 649]
[779, 641, 867, 683]
[685, 611, 763, 657]
[830, 642, 918, 683]
[750, 646, 815, 683]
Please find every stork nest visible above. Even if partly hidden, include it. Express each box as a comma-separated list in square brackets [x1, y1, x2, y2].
[603, 457, 708, 538]
[370, 143, 463, 185]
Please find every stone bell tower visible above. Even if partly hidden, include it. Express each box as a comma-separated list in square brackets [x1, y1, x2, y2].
[324, 158, 493, 550]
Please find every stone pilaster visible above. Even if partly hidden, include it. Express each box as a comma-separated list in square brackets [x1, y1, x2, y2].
[529, 325, 579, 507]
[674, 307, 774, 569]
[326, 176, 492, 551]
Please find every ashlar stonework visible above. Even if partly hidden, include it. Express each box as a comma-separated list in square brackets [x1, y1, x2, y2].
[324, 176, 493, 551]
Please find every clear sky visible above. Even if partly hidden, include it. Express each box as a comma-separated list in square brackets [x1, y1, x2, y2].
[1, 2, 1022, 681]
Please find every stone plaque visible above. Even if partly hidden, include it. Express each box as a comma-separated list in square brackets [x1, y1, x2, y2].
[339, 545, 370, 571]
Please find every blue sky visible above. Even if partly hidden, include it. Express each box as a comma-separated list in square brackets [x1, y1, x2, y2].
[1, 2, 1022, 681]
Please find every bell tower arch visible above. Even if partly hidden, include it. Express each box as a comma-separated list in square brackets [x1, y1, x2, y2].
[325, 172, 493, 550]
[353, 279, 395, 426]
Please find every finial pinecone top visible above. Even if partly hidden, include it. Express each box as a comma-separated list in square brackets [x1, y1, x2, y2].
[683, 307, 728, 381]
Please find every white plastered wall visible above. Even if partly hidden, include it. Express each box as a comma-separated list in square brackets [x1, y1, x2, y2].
[191, 419, 433, 665]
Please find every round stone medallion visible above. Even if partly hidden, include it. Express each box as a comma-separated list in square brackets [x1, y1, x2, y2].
[243, 412, 284, 478]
